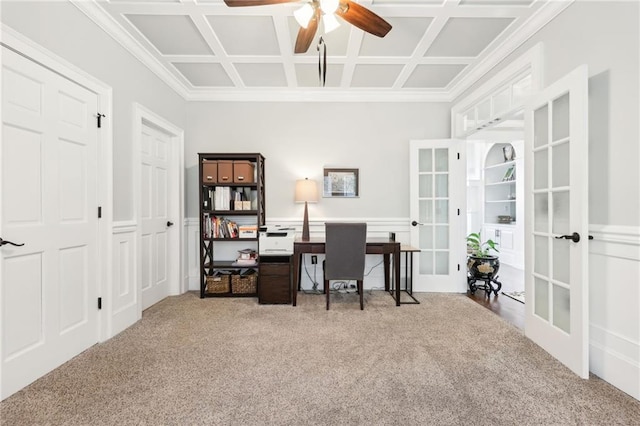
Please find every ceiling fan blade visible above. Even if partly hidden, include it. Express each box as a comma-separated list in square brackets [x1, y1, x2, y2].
[294, 16, 319, 54]
[223, 0, 298, 6]
[337, 1, 392, 38]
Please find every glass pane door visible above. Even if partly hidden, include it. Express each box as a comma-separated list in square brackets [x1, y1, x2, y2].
[525, 65, 589, 378]
[532, 93, 571, 333]
[418, 147, 450, 275]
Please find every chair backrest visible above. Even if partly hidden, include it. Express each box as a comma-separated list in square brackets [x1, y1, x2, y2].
[324, 222, 367, 281]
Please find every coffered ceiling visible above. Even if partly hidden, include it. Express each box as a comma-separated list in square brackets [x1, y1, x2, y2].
[75, 0, 571, 101]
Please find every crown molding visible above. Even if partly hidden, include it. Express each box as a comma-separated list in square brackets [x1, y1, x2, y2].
[70, 0, 190, 99]
[448, 0, 574, 101]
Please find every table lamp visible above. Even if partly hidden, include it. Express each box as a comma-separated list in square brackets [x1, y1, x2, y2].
[295, 178, 318, 241]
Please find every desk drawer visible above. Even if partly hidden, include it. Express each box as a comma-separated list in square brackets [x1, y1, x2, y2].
[258, 275, 291, 304]
[261, 263, 289, 276]
[366, 245, 385, 254]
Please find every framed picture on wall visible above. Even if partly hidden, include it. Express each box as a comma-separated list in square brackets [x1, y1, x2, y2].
[323, 168, 359, 198]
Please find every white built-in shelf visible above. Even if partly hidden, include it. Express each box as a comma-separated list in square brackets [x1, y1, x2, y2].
[484, 159, 516, 170]
[485, 180, 516, 186]
[484, 143, 517, 224]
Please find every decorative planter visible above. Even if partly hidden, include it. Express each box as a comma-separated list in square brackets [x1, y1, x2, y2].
[467, 255, 502, 296]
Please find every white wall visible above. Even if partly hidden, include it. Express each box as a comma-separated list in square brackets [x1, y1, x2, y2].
[184, 101, 450, 219]
[1, 0, 187, 222]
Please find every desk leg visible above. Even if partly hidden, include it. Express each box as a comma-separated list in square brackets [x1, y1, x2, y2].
[408, 252, 413, 295]
[292, 250, 300, 306]
[383, 253, 390, 292]
[394, 246, 401, 307]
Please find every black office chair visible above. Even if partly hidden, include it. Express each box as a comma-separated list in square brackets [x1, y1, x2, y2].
[324, 222, 367, 310]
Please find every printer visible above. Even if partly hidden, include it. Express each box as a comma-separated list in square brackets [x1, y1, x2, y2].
[259, 227, 295, 255]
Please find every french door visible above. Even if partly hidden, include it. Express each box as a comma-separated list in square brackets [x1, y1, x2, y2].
[1, 47, 100, 398]
[524, 65, 589, 378]
[409, 140, 467, 292]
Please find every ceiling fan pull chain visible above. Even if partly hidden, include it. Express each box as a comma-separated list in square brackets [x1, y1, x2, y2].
[317, 36, 326, 87]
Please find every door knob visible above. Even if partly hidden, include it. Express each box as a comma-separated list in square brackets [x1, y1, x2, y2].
[555, 232, 580, 243]
[167, 221, 174, 227]
[411, 221, 424, 227]
[0, 238, 25, 247]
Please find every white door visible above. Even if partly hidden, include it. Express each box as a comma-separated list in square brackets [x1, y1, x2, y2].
[524, 65, 589, 378]
[140, 123, 173, 309]
[409, 140, 467, 292]
[1, 48, 100, 398]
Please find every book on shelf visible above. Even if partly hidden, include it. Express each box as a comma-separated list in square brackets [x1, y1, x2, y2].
[232, 248, 258, 266]
[231, 259, 258, 267]
[202, 215, 239, 238]
[202, 187, 214, 210]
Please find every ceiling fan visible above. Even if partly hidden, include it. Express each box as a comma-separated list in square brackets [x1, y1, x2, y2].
[223, 0, 392, 54]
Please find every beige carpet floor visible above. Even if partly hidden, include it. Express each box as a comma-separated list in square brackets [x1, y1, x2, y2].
[1, 291, 639, 425]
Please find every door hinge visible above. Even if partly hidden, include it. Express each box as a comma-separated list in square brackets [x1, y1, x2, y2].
[98, 297, 102, 310]
[457, 153, 460, 160]
[98, 206, 102, 218]
[457, 208, 460, 216]
[96, 113, 105, 128]
[458, 264, 460, 271]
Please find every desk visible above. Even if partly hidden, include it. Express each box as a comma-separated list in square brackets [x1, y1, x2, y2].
[388, 245, 420, 304]
[292, 237, 401, 307]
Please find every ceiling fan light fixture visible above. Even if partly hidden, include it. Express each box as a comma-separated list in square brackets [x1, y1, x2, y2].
[322, 13, 340, 33]
[294, 3, 314, 29]
[319, 0, 340, 14]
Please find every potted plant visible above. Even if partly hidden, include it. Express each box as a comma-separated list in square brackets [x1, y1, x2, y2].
[466, 231, 501, 295]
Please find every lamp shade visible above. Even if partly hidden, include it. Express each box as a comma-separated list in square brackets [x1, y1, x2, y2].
[295, 178, 318, 203]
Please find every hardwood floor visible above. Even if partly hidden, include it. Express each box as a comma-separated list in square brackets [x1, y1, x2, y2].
[466, 263, 525, 330]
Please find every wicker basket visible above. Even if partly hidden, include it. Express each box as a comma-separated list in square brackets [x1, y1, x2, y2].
[206, 275, 230, 294]
[231, 273, 257, 294]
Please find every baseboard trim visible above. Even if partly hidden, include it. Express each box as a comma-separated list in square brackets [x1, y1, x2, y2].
[590, 339, 639, 400]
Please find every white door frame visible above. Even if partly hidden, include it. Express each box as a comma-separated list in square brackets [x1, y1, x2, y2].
[133, 103, 184, 314]
[0, 25, 113, 343]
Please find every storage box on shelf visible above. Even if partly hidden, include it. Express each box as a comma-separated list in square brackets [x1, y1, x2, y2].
[205, 273, 230, 294]
[231, 271, 258, 294]
[199, 153, 265, 298]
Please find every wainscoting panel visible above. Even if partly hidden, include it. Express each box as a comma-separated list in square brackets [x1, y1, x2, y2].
[588, 225, 640, 400]
[186, 218, 201, 291]
[111, 222, 139, 336]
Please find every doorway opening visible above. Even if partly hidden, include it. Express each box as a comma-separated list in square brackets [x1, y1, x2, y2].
[465, 111, 525, 329]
